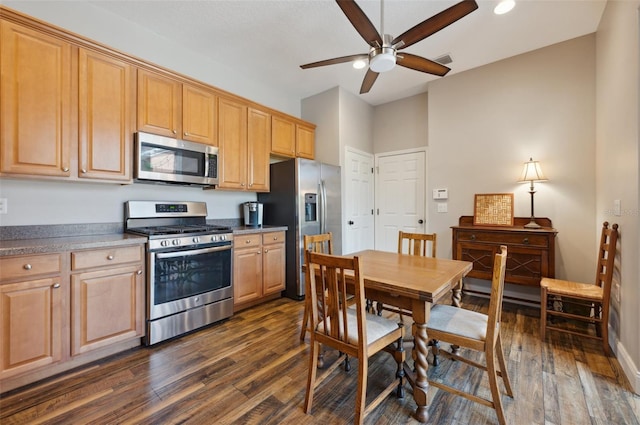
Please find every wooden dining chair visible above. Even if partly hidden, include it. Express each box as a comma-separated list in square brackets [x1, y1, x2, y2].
[299, 232, 334, 341]
[303, 250, 405, 424]
[376, 231, 437, 320]
[540, 221, 619, 355]
[426, 245, 513, 425]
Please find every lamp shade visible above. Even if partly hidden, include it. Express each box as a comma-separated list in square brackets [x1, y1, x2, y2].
[518, 157, 547, 182]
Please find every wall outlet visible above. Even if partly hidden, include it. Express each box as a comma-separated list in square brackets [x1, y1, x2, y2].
[0, 198, 7, 214]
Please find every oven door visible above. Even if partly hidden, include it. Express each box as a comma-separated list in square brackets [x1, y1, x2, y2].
[148, 242, 232, 320]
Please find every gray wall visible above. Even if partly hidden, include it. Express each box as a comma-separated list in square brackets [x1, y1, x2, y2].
[595, 0, 640, 390]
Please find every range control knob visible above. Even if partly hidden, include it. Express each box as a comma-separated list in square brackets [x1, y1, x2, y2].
[161, 240, 170, 247]
[211, 235, 218, 242]
[192, 237, 200, 244]
[172, 239, 180, 246]
[220, 235, 226, 241]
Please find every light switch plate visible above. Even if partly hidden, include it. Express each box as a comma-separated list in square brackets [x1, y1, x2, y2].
[0, 198, 7, 214]
[614, 199, 621, 216]
[437, 202, 448, 213]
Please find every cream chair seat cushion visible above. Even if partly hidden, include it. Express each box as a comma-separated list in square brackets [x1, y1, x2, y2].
[317, 309, 400, 345]
[428, 304, 488, 341]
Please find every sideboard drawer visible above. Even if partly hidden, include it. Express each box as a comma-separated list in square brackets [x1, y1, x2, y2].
[456, 230, 549, 247]
[0, 253, 63, 281]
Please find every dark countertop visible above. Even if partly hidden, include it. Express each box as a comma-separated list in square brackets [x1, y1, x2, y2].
[0, 233, 148, 257]
[0, 225, 288, 257]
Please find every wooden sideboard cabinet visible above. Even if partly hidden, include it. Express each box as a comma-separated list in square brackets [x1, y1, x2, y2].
[452, 216, 557, 287]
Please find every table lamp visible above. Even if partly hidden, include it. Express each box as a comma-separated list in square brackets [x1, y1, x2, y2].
[518, 157, 547, 229]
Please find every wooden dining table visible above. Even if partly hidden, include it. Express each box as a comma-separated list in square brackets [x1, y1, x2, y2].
[345, 249, 473, 423]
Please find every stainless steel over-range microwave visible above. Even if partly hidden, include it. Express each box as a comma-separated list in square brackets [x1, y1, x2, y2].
[134, 132, 218, 186]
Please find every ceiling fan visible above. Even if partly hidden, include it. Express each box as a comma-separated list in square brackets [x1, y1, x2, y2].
[300, 0, 479, 94]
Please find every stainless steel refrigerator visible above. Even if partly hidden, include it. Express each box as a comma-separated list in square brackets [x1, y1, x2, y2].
[258, 158, 342, 300]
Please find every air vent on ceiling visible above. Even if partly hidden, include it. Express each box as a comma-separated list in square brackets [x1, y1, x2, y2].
[434, 54, 453, 65]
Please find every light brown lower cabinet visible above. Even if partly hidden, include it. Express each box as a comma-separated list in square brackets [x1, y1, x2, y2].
[0, 243, 145, 393]
[233, 231, 286, 311]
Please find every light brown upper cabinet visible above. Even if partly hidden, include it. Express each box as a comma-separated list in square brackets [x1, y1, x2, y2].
[137, 69, 216, 146]
[217, 99, 271, 192]
[296, 123, 315, 159]
[78, 48, 134, 182]
[271, 115, 296, 158]
[247, 107, 271, 192]
[270, 114, 315, 159]
[1, 21, 72, 177]
[218, 96, 248, 190]
[1, 21, 134, 183]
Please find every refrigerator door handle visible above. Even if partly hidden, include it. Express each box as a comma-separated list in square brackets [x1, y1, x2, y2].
[319, 180, 327, 234]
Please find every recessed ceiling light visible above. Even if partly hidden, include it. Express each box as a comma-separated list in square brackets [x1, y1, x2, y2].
[353, 59, 367, 69]
[494, 0, 515, 15]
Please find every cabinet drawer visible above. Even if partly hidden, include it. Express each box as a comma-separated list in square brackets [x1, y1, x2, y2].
[71, 245, 143, 270]
[456, 230, 548, 247]
[235, 234, 261, 248]
[0, 254, 63, 282]
[263, 231, 285, 245]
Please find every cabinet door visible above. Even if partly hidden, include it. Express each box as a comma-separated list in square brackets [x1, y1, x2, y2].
[233, 248, 262, 305]
[71, 265, 144, 355]
[0, 278, 63, 379]
[262, 242, 285, 296]
[247, 107, 271, 192]
[182, 84, 216, 146]
[218, 97, 247, 189]
[271, 115, 296, 157]
[137, 69, 180, 137]
[296, 124, 315, 159]
[79, 49, 134, 182]
[0, 21, 72, 177]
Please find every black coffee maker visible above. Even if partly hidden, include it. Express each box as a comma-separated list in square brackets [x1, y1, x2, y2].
[243, 202, 263, 227]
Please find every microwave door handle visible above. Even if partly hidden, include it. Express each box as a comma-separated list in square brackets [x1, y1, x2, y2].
[155, 245, 231, 259]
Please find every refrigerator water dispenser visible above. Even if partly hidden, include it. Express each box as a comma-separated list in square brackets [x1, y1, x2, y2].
[304, 193, 317, 222]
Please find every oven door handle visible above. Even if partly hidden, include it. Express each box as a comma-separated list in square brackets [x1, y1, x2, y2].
[155, 244, 232, 259]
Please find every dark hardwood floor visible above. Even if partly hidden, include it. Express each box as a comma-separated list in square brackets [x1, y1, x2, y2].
[1, 294, 639, 424]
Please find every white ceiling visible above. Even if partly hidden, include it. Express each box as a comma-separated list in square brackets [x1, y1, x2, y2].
[88, 0, 606, 106]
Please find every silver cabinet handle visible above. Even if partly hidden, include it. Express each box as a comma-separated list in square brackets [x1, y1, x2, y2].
[23, 264, 32, 270]
[245, 239, 251, 244]
[81, 168, 87, 174]
[172, 130, 177, 134]
[184, 132, 189, 137]
[264, 249, 269, 253]
[107, 255, 114, 260]
[62, 167, 69, 172]
[523, 238, 529, 245]
[137, 270, 143, 275]
[52, 283, 60, 289]
[257, 250, 261, 254]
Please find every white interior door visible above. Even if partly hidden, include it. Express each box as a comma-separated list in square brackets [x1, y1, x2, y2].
[343, 147, 374, 254]
[375, 150, 426, 252]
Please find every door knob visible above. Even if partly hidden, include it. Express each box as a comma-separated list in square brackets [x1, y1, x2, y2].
[348, 220, 354, 225]
[418, 219, 424, 224]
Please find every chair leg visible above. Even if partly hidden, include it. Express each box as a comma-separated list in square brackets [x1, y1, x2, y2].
[486, 346, 507, 425]
[395, 327, 405, 399]
[495, 333, 513, 397]
[600, 303, 611, 356]
[304, 339, 320, 414]
[430, 339, 441, 367]
[300, 298, 310, 341]
[376, 301, 383, 316]
[354, 356, 368, 425]
[540, 286, 548, 340]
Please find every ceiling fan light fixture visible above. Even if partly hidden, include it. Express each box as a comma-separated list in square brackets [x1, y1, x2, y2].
[494, 0, 515, 15]
[369, 47, 396, 73]
[353, 59, 367, 69]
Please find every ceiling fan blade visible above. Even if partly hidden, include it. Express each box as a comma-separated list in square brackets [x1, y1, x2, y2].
[392, 0, 478, 50]
[397, 53, 450, 76]
[300, 54, 368, 69]
[360, 69, 379, 94]
[336, 0, 382, 47]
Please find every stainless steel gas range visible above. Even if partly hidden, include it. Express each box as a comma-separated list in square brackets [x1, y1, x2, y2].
[125, 201, 233, 345]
